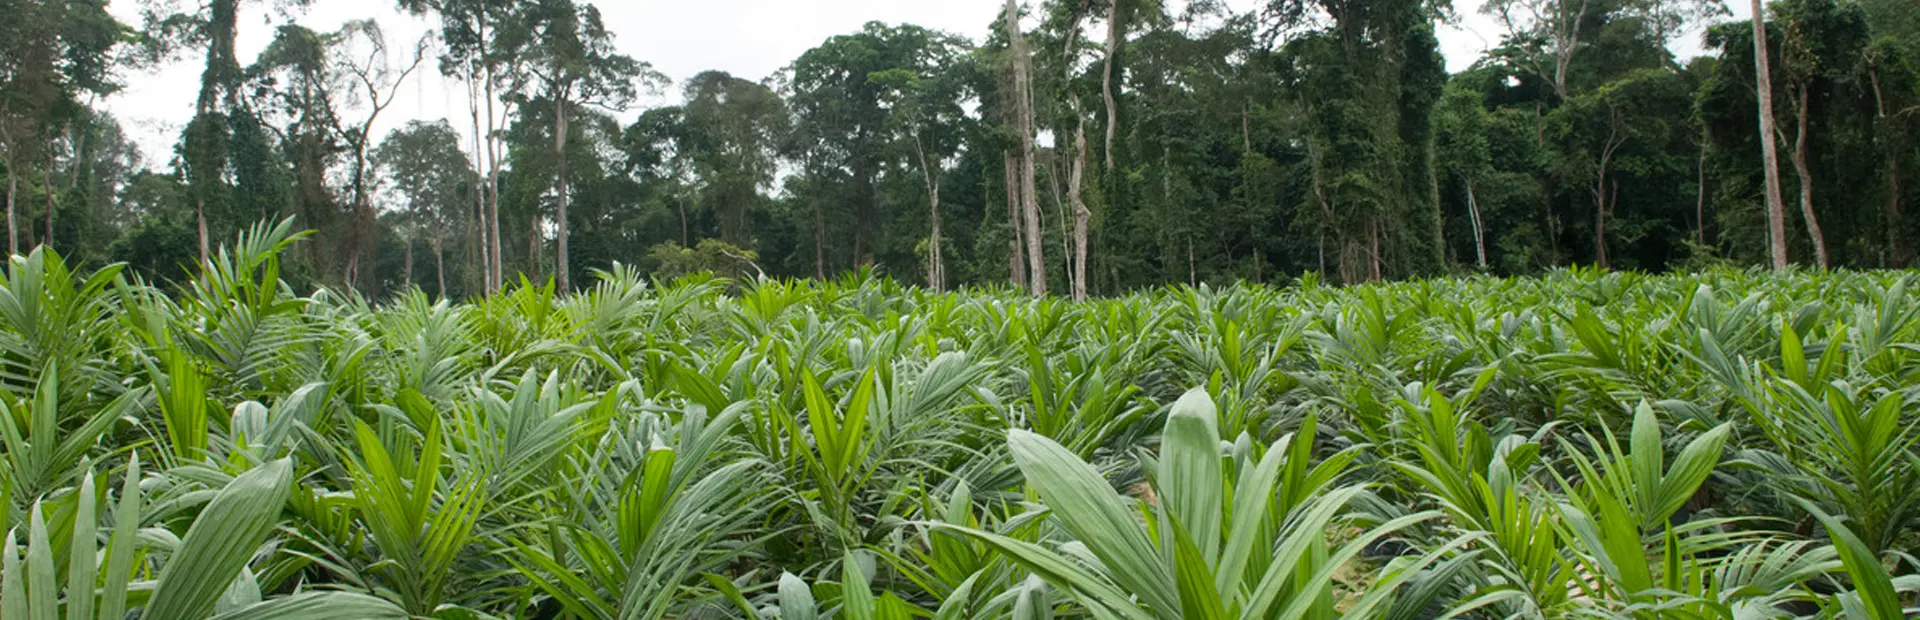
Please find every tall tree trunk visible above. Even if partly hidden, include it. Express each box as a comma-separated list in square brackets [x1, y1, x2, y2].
[1307, 138, 1337, 279]
[355, 205, 370, 291]
[188, 0, 239, 269]
[1004, 151, 1025, 287]
[433, 237, 446, 299]
[345, 34, 418, 295]
[677, 194, 689, 246]
[345, 126, 376, 294]
[1006, 0, 1047, 295]
[485, 67, 505, 291]
[1070, 120, 1090, 301]
[813, 205, 826, 280]
[528, 211, 540, 281]
[1317, 232, 1326, 276]
[914, 133, 944, 291]
[1466, 179, 1488, 269]
[1594, 112, 1622, 269]
[1019, 91, 1046, 295]
[929, 193, 944, 291]
[349, 183, 372, 293]
[1610, 179, 1619, 257]
[468, 62, 500, 292]
[1187, 236, 1196, 286]
[5, 166, 15, 256]
[554, 95, 571, 293]
[473, 188, 488, 288]
[1054, 15, 1081, 282]
[1548, 0, 1590, 100]
[1696, 136, 1708, 246]
[1013, 151, 1029, 287]
[1101, 0, 1121, 171]
[1047, 137, 1068, 279]
[403, 236, 414, 290]
[43, 152, 55, 248]
[1751, 0, 1790, 269]
[467, 67, 493, 292]
[197, 197, 209, 266]
[1428, 136, 1444, 266]
[1369, 216, 1382, 281]
[467, 209, 481, 294]
[488, 162, 503, 289]
[1790, 83, 1827, 268]
[1594, 171, 1610, 268]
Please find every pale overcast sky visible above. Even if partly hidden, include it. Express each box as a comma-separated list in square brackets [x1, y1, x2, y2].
[102, 0, 1748, 167]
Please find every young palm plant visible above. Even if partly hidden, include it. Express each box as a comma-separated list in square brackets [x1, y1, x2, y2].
[0, 247, 125, 398]
[504, 404, 768, 620]
[339, 417, 487, 616]
[0, 364, 147, 506]
[1, 456, 404, 619]
[1698, 320, 1920, 559]
[941, 388, 1477, 619]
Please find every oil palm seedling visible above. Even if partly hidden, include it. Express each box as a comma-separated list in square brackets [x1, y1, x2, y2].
[506, 405, 767, 620]
[0, 248, 125, 398]
[1, 455, 405, 619]
[0, 365, 147, 506]
[940, 388, 1484, 619]
[1698, 315, 1920, 560]
[0, 230, 1915, 618]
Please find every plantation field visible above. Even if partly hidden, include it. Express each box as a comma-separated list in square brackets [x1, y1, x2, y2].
[3, 225, 1919, 619]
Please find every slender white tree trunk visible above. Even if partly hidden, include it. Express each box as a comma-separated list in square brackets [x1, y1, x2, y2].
[1466, 179, 1487, 269]
[1006, 0, 1047, 295]
[484, 64, 505, 290]
[677, 195, 689, 246]
[1070, 121, 1091, 301]
[1751, 0, 1790, 269]
[914, 133, 944, 291]
[1593, 110, 1624, 269]
[1188, 236, 1196, 286]
[1101, 0, 1121, 171]
[1549, 0, 1590, 99]
[433, 237, 446, 299]
[43, 155, 55, 248]
[403, 235, 414, 290]
[554, 95, 572, 293]
[5, 167, 15, 256]
[1370, 217, 1382, 281]
[197, 197, 209, 266]
[527, 210, 540, 280]
[467, 67, 493, 291]
[1005, 152, 1025, 287]
[1790, 83, 1827, 268]
[1595, 169, 1610, 268]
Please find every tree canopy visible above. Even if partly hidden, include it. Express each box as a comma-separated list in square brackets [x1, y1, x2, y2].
[3, 0, 1916, 297]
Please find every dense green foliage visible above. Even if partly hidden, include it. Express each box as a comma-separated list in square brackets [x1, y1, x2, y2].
[2, 0, 1918, 298]
[1, 225, 1917, 617]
